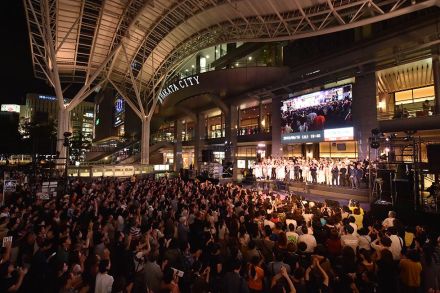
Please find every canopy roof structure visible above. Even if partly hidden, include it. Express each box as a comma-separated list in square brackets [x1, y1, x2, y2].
[23, 0, 439, 165]
[24, 0, 439, 118]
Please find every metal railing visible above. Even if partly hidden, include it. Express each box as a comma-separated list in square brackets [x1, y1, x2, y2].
[175, 60, 276, 79]
[67, 164, 155, 177]
[237, 126, 271, 136]
[378, 102, 436, 121]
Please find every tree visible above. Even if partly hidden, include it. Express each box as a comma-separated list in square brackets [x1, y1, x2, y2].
[21, 120, 57, 155]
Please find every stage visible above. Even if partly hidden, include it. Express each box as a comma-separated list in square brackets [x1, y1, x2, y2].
[254, 180, 370, 210]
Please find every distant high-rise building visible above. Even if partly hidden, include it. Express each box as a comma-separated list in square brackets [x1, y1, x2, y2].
[24, 93, 95, 160]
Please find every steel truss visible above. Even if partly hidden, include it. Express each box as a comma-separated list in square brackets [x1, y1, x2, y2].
[23, 0, 439, 165]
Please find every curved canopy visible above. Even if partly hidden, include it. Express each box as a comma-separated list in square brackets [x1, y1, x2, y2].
[24, 0, 438, 117]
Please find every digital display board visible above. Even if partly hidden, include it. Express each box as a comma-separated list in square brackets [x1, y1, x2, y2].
[113, 96, 125, 127]
[1, 104, 20, 113]
[282, 130, 324, 143]
[324, 127, 354, 141]
[281, 84, 353, 142]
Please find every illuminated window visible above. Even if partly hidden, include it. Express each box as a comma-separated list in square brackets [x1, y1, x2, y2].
[394, 85, 435, 105]
[200, 57, 207, 73]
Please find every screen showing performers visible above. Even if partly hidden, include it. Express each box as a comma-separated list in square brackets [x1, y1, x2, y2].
[281, 84, 352, 134]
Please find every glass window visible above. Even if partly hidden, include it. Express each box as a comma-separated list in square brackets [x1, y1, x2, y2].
[413, 86, 434, 101]
[395, 90, 412, 102]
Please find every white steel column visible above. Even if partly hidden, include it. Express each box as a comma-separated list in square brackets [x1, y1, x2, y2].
[141, 118, 150, 165]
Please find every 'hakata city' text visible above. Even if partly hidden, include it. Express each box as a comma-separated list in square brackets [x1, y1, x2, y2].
[158, 76, 200, 101]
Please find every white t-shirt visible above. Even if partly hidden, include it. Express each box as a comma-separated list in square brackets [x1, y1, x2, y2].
[341, 234, 359, 252]
[264, 219, 275, 229]
[95, 272, 114, 293]
[389, 235, 403, 260]
[349, 222, 358, 236]
[358, 235, 371, 251]
[286, 219, 297, 231]
[298, 234, 317, 253]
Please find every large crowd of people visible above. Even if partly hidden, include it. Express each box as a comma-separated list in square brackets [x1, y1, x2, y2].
[251, 158, 368, 189]
[0, 175, 439, 293]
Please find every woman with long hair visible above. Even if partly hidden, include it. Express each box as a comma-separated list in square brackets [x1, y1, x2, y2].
[248, 256, 265, 293]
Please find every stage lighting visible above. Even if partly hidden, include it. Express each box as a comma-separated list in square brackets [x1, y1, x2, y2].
[370, 141, 380, 149]
[371, 128, 380, 136]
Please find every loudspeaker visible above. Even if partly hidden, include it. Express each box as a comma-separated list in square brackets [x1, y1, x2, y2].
[427, 144, 440, 171]
[202, 150, 213, 162]
[371, 201, 393, 220]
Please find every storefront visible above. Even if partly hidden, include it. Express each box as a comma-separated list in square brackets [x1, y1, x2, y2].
[236, 143, 270, 171]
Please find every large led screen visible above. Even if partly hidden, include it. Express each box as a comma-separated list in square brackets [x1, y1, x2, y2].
[281, 85, 352, 142]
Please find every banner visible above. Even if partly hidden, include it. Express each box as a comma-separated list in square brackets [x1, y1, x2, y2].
[39, 181, 58, 200]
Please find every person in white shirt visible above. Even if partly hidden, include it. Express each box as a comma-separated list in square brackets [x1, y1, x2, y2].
[298, 225, 317, 253]
[348, 216, 358, 236]
[387, 227, 403, 260]
[382, 211, 396, 229]
[95, 260, 114, 293]
[285, 219, 297, 231]
[357, 228, 371, 251]
[341, 225, 359, 252]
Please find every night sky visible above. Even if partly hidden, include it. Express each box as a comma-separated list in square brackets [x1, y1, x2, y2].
[0, 1, 52, 105]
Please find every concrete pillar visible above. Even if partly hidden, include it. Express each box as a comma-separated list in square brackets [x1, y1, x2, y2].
[225, 105, 238, 161]
[173, 120, 183, 171]
[225, 104, 239, 179]
[56, 108, 70, 167]
[271, 96, 282, 158]
[259, 101, 263, 132]
[194, 112, 205, 171]
[140, 118, 150, 164]
[352, 72, 378, 160]
[432, 49, 440, 114]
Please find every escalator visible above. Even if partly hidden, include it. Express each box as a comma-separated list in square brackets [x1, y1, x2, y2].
[86, 140, 140, 164]
[121, 140, 174, 164]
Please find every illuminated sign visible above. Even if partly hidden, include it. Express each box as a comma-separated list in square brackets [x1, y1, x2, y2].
[158, 75, 200, 101]
[324, 127, 354, 141]
[282, 130, 324, 143]
[114, 97, 125, 127]
[115, 99, 124, 113]
[38, 95, 56, 101]
[237, 160, 246, 168]
[84, 112, 94, 118]
[1, 104, 20, 113]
